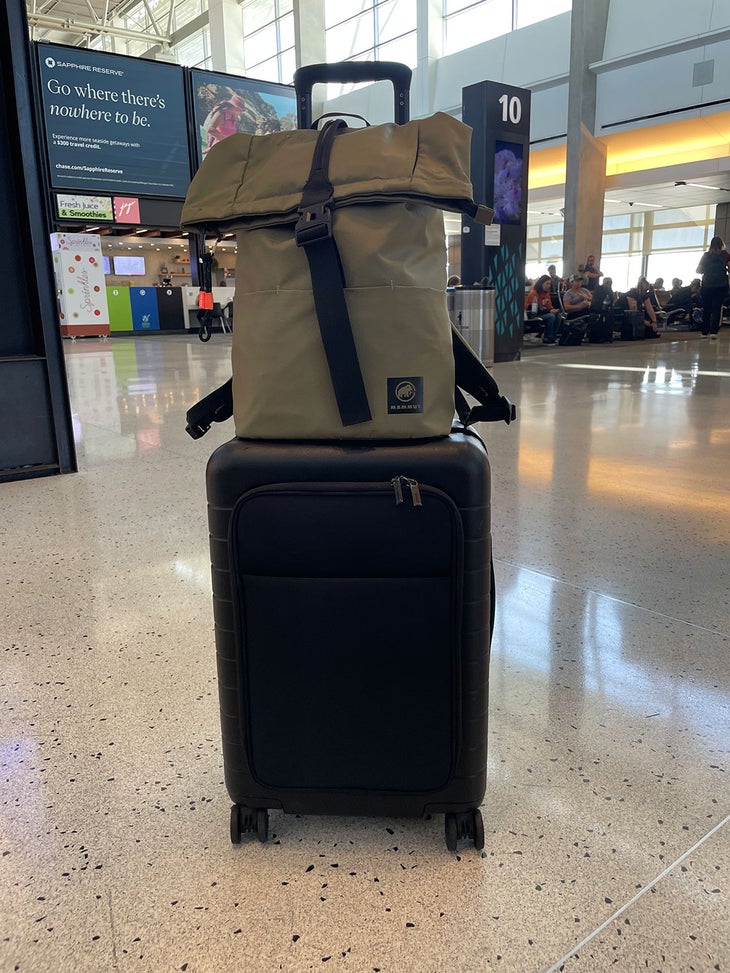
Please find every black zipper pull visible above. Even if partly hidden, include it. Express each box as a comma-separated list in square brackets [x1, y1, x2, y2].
[404, 477, 422, 506]
[391, 476, 404, 505]
[391, 476, 422, 507]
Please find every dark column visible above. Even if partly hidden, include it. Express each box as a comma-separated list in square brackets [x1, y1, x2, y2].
[714, 202, 730, 245]
[461, 80, 531, 362]
[0, 0, 76, 480]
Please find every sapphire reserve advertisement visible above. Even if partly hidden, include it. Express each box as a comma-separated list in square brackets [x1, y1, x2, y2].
[37, 44, 191, 197]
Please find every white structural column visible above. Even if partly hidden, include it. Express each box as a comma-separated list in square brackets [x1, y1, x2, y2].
[293, 0, 327, 120]
[294, 0, 326, 68]
[208, 0, 245, 73]
[563, 0, 610, 277]
[414, 0, 443, 119]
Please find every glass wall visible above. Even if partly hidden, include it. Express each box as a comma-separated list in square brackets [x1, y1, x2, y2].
[241, 0, 296, 83]
[325, 0, 418, 68]
[643, 207, 715, 288]
[526, 206, 717, 292]
[173, 28, 212, 68]
[172, 0, 206, 33]
[444, 0, 571, 56]
[525, 220, 565, 282]
[103, 0, 571, 82]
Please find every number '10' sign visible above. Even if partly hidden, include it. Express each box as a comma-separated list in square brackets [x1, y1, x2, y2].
[498, 93, 522, 125]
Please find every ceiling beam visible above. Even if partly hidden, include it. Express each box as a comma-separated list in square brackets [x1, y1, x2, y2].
[26, 10, 170, 44]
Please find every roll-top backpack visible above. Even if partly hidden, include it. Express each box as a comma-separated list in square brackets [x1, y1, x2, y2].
[181, 63, 515, 441]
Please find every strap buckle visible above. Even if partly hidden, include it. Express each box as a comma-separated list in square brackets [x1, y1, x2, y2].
[295, 201, 333, 247]
[184, 379, 233, 439]
[499, 395, 517, 424]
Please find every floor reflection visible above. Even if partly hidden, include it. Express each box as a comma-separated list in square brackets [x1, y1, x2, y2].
[63, 335, 233, 463]
[0, 329, 723, 973]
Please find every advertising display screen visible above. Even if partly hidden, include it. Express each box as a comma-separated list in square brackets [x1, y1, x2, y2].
[492, 140, 524, 225]
[190, 68, 296, 165]
[36, 43, 191, 197]
[113, 255, 146, 275]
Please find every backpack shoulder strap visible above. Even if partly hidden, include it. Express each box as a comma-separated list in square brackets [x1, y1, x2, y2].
[452, 324, 516, 426]
[185, 379, 232, 439]
[184, 334, 516, 440]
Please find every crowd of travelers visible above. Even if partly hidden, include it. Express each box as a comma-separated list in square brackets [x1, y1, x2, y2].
[524, 238, 730, 345]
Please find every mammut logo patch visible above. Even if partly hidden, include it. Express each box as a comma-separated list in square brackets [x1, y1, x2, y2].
[387, 377, 423, 414]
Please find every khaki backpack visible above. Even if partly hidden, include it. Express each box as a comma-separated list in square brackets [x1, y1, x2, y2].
[181, 113, 495, 440]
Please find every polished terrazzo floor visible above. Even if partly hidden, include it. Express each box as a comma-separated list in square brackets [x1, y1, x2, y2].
[1, 330, 728, 973]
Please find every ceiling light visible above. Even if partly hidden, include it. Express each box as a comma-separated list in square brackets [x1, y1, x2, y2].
[675, 181, 729, 192]
[605, 198, 663, 209]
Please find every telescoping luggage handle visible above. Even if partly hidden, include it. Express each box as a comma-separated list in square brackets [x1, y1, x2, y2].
[294, 61, 412, 129]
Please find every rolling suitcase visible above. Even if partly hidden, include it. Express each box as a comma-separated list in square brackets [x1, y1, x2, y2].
[620, 309, 645, 340]
[587, 311, 613, 343]
[558, 318, 587, 345]
[207, 430, 493, 851]
[192, 61, 512, 851]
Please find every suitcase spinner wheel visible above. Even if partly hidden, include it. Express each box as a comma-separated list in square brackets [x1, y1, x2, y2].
[230, 805, 486, 851]
[231, 804, 269, 844]
[445, 809, 485, 851]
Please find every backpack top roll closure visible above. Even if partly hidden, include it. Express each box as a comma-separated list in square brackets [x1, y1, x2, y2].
[180, 113, 493, 235]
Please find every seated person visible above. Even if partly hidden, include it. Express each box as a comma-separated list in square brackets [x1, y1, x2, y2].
[612, 290, 631, 312]
[562, 275, 592, 318]
[668, 278, 683, 302]
[591, 277, 615, 311]
[652, 277, 668, 306]
[628, 277, 660, 336]
[663, 279, 701, 324]
[525, 274, 562, 343]
[590, 277, 618, 332]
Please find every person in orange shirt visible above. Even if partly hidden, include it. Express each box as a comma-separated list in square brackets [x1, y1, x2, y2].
[525, 274, 562, 343]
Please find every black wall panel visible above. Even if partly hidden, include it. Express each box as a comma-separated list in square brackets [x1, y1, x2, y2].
[0, 0, 76, 479]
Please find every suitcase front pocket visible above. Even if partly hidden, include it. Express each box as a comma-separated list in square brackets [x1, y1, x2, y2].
[230, 483, 463, 794]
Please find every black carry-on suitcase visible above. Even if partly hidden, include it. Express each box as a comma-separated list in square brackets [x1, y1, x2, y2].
[192, 61, 514, 851]
[208, 431, 493, 851]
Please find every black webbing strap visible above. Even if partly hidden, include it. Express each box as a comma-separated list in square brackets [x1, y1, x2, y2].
[185, 379, 233, 439]
[451, 325, 516, 426]
[295, 120, 372, 427]
[184, 338, 516, 440]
